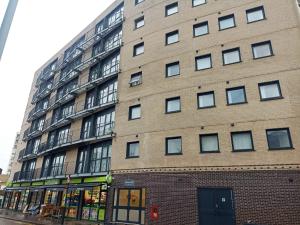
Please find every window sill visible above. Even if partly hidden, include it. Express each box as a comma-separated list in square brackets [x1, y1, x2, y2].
[165, 152, 183, 156]
[260, 96, 283, 101]
[165, 12, 179, 17]
[166, 110, 181, 114]
[166, 73, 180, 78]
[219, 25, 236, 31]
[129, 117, 141, 121]
[126, 156, 140, 159]
[232, 149, 255, 152]
[193, 3, 207, 7]
[193, 32, 209, 38]
[166, 41, 179, 46]
[227, 101, 247, 106]
[253, 54, 274, 60]
[247, 18, 266, 24]
[133, 52, 144, 57]
[200, 150, 220, 154]
[223, 60, 242, 66]
[268, 147, 294, 151]
[195, 66, 212, 71]
[198, 105, 216, 109]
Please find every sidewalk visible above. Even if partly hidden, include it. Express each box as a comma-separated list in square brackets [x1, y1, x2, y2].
[0, 209, 103, 225]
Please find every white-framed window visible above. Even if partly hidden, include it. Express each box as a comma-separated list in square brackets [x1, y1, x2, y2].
[193, 0, 206, 7]
[222, 48, 241, 65]
[166, 97, 181, 113]
[165, 2, 178, 16]
[246, 6, 265, 23]
[200, 134, 219, 153]
[126, 141, 140, 158]
[219, 14, 236, 30]
[226, 86, 247, 105]
[129, 104, 141, 120]
[231, 131, 254, 151]
[166, 30, 179, 45]
[259, 81, 282, 101]
[196, 54, 212, 70]
[133, 42, 144, 56]
[166, 61, 180, 77]
[266, 128, 293, 150]
[252, 41, 273, 59]
[198, 91, 215, 109]
[135, 16, 145, 29]
[193, 21, 209, 37]
[166, 137, 182, 155]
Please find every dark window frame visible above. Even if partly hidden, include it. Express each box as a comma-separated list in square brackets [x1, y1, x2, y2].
[218, 14, 236, 31]
[165, 96, 181, 114]
[135, 0, 145, 5]
[246, 6, 266, 24]
[258, 80, 283, 101]
[166, 61, 180, 77]
[231, 131, 255, 152]
[251, 40, 274, 59]
[129, 104, 141, 120]
[129, 71, 143, 86]
[165, 2, 179, 17]
[133, 42, 144, 56]
[226, 86, 247, 105]
[192, 0, 207, 7]
[266, 128, 293, 150]
[222, 47, 242, 65]
[165, 30, 179, 45]
[197, 91, 216, 109]
[134, 16, 145, 29]
[199, 133, 220, 153]
[193, 21, 209, 37]
[126, 141, 140, 159]
[195, 54, 212, 71]
[165, 136, 182, 155]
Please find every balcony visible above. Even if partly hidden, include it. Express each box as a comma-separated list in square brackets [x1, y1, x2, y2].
[43, 108, 75, 133]
[27, 105, 48, 122]
[31, 84, 53, 104]
[23, 126, 44, 141]
[17, 149, 25, 162]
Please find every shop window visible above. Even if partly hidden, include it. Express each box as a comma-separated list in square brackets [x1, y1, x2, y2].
[113, 188, 146, 224]
[65, 190, 80, 219]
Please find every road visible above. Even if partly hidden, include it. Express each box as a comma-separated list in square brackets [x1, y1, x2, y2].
[0, 217, 34, 225]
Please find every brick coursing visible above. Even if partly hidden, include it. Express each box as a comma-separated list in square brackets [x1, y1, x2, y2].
[107, 170, 300, 225]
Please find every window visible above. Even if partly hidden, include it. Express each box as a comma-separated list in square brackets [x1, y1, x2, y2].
[107, 5, 124, 27]
[166, 137, 182, 155]
[222, 48, 241, 65]
[126, 142, 140, 158]
[246, 6, 265, 23]
[226, 86, 247, 105]
[166, 30, 179, 45]
[104, 29, 122, 51]
[259, 81, 282, 101]
[129, 105, 141, 120]
[219, 14, 236, 30]
[196, 54, 212, 70]
[135, 16, 144, 29]
[193, 0, 206, 7]
[198, 91, 215, 109]
[135, 0, 144, 5]
[252, 41, 273, 59]
[50, 154, 65, 176]
[165, 2, 178, 16]
[133, 42, 144, 56]
[166, 62, 180, 77]
[95, 110, 115, 137]
[200, 134, 219, 153]
[129, 72, 142, 86]
[166, 97, 181, 113]
[76, 148, 89, 174]
[231, 131, 254, 151]
[193, 21, 209, 37]
[90, 142, 112, 172]
[112, 188, 146, 224]
[266, 128, 293, 150]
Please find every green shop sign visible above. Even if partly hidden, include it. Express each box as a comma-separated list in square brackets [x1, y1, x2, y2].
[62, 178, 82, 184]
[12, 183, 20, 187]
[32, 181, 44, 186]
[20, 182, 31, 187]
[45, 179, 60, 185]
[83, 176, 106, 183]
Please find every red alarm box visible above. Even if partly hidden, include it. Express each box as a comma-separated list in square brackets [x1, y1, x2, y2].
[150, 205, 159, 221]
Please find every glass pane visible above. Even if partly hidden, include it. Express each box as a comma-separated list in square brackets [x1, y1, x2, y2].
[197, 56, 211, 70]
[119, 190, 129, 206]
[220, 16, 234, 30]
[135, 45, 144, 55]
[253, 44, 271, 58]
[167, 63, 179, 76]
[201, 135, 219, 152]
[141, 189, 146, 207]
[224, 50, 240, 64]
[260, 83, 280, 99]
[232, 133, 252, 150]
[194, 23, 208, 36]
[129, 143, 139, 157]
[267, 130, 291, 149]
[193, 0, 206, 6]
[129, 190, 140, 207]
[117, 209, 127, 221]
[167, 33, 178, 44]
[247, 9, 264, 22]
[131, 106, 141, 119]
[167, 99, 180, 112]
[227, 88, 245, 104]
[167, 6, 178, 16]
[199, 93, 214, 108]
[167, 138, 182, 154]
[129, 210, 140, 223]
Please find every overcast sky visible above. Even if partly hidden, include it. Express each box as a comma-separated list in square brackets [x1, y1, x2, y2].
[0, 0, 115, 173]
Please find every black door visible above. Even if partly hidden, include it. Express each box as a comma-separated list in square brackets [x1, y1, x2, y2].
[197, 188, 235, 225]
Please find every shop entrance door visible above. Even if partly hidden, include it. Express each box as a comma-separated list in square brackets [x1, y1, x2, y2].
[197, 188, 235, 225]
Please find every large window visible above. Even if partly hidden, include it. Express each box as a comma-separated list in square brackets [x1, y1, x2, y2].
[166, 97, 181, 113]
[193, 21, 209, 37]
[107, 5, 124, 26]
[21, 160, 36, 180]
[104, 29, 122, 52]
[166, 62, 180, 77]
[166, 137, 182, 155]
[113, 188, 146, 224]
[218, 14, 236, 30]
[196, 54, 212, 70]
[129, 105, 141, 120]
[90, 54, 120, 81]
[222, 48, 241, 65]
[133, 42, 144, 56]
[197, 91, 215, 109]
[165, 2, 178, 16]
[231, 131, 254, 151]
[48, 126, 71, 148]
[226, 86, 247, 105]
[193, 0, 206, 7]
[126, 142, 140, 158]
[200, 134, 219, 153]
[246, 6, 265, 23]
[166, 30, 179, 45]
[64, 35, 85, 61]
[266, 128, 293, 150]
[95, 110, 115, 137]
[252, 41, 273, 59]
[259, 81, 282, 101]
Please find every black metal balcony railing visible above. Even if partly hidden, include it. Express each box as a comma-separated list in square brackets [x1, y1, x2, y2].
[27, 104, 48, 122]
[23, 125, 44, 141]
[17, 149, 25, 161]
[31, 84, 53, 104]
[34, 12, 124, 89]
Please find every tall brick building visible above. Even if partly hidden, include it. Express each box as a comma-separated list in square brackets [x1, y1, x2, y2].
[2, 1, 300, 225]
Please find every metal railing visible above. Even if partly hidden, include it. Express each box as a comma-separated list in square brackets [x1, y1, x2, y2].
[23, 125, 44, 141]
[31, 84, 53, 104]
[27, 105, 48, 122]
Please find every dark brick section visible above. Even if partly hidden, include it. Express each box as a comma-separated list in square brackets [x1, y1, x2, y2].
[106, 170, 300, 225]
